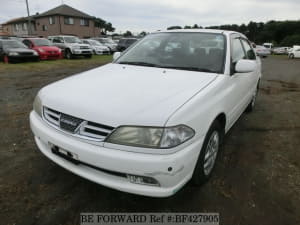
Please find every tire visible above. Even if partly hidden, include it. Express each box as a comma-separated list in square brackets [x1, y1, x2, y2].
[246, 81, 259, 112]
[289, 54, 294, 59]
[84, 54, 92, 58]
[192, 120, 222, 186]
[65, 49, 73, 59]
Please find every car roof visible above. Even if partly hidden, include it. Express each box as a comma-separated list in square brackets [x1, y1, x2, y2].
[153, 29, 247, 38]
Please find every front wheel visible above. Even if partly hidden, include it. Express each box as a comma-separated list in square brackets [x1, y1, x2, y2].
[192, 121, 222, 186]
[289, 54, 294, 59]
[65, 49, 73, 59]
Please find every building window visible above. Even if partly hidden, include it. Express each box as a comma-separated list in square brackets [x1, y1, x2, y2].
[80, 18, 89, 26]
[14, 24, 20, 31]
[64, 17, 74, 25]
[22, 23, 27, 31]
[42, 25, 48, 31]
[49, 16, 55, 25]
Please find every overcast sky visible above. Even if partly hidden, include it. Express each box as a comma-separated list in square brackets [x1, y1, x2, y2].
[1, 0, 299, 33]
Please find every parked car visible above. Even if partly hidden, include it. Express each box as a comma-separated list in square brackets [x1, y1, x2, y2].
[255, 45, 271, 57]
[263, 42, 273, 52]
[81, 39, 110, 55]
[117, 38, 138, 51]
[92, 38, 117, 52]
[0, 36, 10, 40]
[30, 30, 261, 197]
[48, 35, 92, 59]
[0, 40, 39, 63]
[273, 47, 290, 55]
[288, 45, 300, 58]
[23, 38, 62, 60]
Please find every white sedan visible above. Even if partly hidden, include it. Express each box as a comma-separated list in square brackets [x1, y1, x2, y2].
[30, 29, 261, 197]
[82, 39, 110, 55]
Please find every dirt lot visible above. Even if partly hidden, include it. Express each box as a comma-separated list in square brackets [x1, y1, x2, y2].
[0, 56, 299, 225]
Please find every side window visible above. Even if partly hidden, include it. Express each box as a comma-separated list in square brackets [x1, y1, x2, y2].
[231, 37, 246, 63]
[23, 40, 30, 47]
[241, 39, 256, 60]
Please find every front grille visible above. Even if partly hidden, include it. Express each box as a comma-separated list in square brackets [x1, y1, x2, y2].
[43, 107, 114, 141]
[19, 52, 33, 56]
[80, 46, 89, 49]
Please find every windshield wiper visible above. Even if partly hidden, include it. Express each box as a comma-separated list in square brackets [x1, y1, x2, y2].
[161, 66, 217, 73]
[118, 61, 161, 68]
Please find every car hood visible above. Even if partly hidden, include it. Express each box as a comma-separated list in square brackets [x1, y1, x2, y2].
[6, 48, 35, 53]
[41, 63, 217, 127]
[67, 43, 90, 48]
[35, 46, 60, 51]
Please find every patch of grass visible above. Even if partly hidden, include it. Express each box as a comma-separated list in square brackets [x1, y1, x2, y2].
[0, 55, 113, 73]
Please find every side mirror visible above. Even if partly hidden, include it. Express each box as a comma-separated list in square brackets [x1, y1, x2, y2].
[235, 59, 256, 73]
[113, 52, 121, 60]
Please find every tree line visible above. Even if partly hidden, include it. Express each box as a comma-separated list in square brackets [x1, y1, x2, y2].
[167, 20, 300, 46]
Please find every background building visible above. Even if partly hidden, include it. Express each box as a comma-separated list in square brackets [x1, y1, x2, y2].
[1, 4, 101, 38]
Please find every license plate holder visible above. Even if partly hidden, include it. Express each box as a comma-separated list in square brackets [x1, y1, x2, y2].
[49, 143, 79, 165]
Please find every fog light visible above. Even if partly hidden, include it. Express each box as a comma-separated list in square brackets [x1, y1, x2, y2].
[127, 174, 160, 186]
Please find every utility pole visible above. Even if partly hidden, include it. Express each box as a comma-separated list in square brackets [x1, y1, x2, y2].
[25, 0, 31, 35]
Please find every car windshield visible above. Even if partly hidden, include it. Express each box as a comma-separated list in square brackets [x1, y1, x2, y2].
[64, 36, 82, 43]
[115, 32, 226, 73]
[101, 38, 114, 44]
[32, 39, 51, 46]
[2, 40, 27, 49]
[126, 39, 137, 44]
[89, 40, 102, 46]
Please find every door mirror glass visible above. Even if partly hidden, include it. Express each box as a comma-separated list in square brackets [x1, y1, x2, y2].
[113, 52, 121, 60]
[235, 59, 256, 73]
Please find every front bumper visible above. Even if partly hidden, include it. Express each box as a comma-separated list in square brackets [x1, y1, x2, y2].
[30, 111, 203, 197]
[39, 53, 62, 60]
[72, 49, 92, 55]
[8, 55, 39, 62]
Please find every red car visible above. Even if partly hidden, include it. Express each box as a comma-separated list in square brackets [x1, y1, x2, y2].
[23, 38, 62, 60]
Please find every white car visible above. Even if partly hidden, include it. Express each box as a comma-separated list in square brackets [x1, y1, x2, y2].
[288, 45, 300, 58]
[255, 45, 271, 57]
[48, 35, 93, 59]
[30, 30, 261, 197]
[273, 47, 290, 55]
[82, 39, 110, 55]
[92, 38, 117, 52]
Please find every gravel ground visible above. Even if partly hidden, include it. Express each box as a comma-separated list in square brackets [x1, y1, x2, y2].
[0, 56, 299, 225]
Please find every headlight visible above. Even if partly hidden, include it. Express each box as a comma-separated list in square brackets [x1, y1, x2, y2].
[33, 94, 42, 117]
[106, 125, 194, 149]
[8, 52, 19, 56]
[38, 48, 45, 53]
[33, 51, 38, 55]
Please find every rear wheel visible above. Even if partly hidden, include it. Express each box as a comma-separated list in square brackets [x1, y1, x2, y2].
[192, 120, 222, 186]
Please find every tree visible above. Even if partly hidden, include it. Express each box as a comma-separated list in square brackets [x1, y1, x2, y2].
[184, 25, 192, 29]
[104, 22, 115, 34]
[167, 26, 182, 30]
[192, 24, 199, 29]
[94, 18, 115, 35]
[139, 31, 147, 37]
[123, 30, 133, 37]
